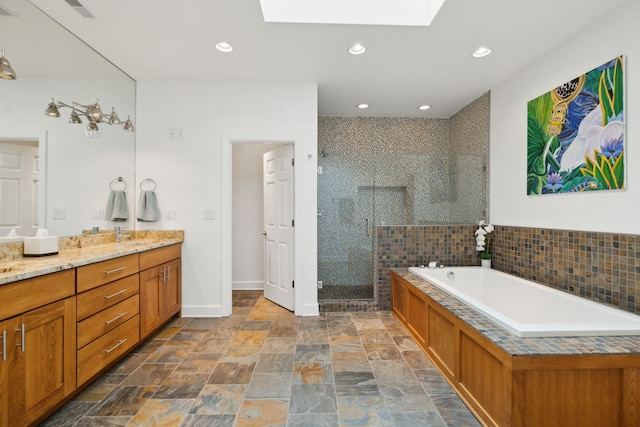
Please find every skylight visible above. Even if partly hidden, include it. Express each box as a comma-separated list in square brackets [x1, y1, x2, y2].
[259, 0, 446, 27]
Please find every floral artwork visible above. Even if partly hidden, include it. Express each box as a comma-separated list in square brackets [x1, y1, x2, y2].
[527, 56, 624, 195]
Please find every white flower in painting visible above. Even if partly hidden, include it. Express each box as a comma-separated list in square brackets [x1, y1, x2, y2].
[560, 106, 624, 172]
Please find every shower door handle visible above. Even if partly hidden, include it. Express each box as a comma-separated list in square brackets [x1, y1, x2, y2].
[364, 218, 370, 237]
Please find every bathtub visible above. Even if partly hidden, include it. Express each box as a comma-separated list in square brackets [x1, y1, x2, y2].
[408, 266, 640, 337]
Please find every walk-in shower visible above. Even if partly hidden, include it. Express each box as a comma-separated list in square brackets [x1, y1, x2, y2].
[317, 114, 489, 304]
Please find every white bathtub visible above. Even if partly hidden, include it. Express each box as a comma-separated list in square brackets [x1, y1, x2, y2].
[408, 266, 640, 337]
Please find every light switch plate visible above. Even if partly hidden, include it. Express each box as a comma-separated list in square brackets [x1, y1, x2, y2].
[169, 128, 184, 140]
[53, 207, 65, 220]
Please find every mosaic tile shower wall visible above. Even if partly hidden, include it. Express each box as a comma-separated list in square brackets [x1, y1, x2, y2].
[317, 117, 453, 299]
[492, 225, 640, 315]
[448, 92, 490, 223]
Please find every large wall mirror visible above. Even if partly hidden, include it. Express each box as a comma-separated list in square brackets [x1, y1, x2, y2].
[0, 0, 135, 241]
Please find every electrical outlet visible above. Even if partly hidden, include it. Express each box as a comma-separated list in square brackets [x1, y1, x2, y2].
[317, 280, 323, 289]
[165, 210, 177, 220]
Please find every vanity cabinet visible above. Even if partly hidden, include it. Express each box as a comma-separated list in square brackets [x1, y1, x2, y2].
[0, 241, 182, 426]
[76, 256, 141, 386]
[139, 244, 182, 339]
[0, 271, 76, 427]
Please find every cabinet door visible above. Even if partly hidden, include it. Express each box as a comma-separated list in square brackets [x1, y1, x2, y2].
[0, 324, 5, 427]
[140, 265, 162, 339]
[22, 297, 76, 426]
[0, 317, 23, 427]
[162, 259, 181, 319]
[0, 298, 76, 426]
[391, 274, 407, 322]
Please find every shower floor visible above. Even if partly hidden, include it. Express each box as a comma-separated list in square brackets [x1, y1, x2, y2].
[318, 284, 374, 301]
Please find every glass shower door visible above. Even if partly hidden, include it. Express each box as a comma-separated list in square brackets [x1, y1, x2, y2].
[317, 153, 375, 300]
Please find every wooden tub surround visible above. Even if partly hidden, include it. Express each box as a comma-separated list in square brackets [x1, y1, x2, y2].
[391, 269, 640, 427]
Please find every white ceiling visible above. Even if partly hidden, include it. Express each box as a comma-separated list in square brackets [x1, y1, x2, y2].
[14, 0, 629, 117]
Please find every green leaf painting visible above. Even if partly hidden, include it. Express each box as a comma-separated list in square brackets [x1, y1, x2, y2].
[526, 56, 624, 195]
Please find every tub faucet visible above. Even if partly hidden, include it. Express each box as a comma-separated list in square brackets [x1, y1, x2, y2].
[428, 261, 439, 269]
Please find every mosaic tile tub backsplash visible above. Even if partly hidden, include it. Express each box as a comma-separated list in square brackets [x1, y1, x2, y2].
[375, 224, 640, 315]
[376, 224, 479, 311]
[492, 225, 640, 314]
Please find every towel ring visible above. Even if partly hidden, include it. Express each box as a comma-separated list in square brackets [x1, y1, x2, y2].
[140, 178, 157, 192]
[109, 177, 127, 191]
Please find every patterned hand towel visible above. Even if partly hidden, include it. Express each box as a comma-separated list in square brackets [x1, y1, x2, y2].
[137, 190, 161, 222]
[105, 190, 129, 221]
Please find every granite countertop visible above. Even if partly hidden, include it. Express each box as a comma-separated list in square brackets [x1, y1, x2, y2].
[1, 235, 183, 286]
[393, 268, 640, 356]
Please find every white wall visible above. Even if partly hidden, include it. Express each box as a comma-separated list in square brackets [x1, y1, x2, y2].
[232, 143, 282, 290]
[490, 0, 639, 234]
[136, 82, 318, 316]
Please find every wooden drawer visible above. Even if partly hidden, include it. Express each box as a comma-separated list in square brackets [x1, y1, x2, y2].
[77, 295, 139, 349]
[77, 254, 139, 292]
[76, 274, 139, 321]
[77, 315, 139, 386]
[0, 269, 75, 321]
[140, 244, 181, 270]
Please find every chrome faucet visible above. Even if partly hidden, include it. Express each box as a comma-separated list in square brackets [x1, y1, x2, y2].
[114, 226, 130, 243]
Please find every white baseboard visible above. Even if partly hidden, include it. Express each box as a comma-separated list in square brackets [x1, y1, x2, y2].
[232, 280, 264, 290]
[181, 304, 224, 317]
[296, 303, 320, 316]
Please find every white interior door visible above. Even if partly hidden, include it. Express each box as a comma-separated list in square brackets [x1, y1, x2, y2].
[0, 142, 39, 236]
[263, 145, 295, 311]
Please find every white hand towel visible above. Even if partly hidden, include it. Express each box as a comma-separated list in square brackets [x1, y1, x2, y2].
[137, 190, 161, 222]
[105, 190, 129, 221]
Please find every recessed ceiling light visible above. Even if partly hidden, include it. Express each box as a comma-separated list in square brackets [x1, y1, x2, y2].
[418, 105, 431, 110]
[216, 42, 234, 53]
[357, 103, 369, 109]
[472, 47, 492, 58]
[348, 43, 366, 55]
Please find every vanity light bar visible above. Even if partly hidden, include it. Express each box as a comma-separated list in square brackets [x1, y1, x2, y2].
[44, 98, 134, 132]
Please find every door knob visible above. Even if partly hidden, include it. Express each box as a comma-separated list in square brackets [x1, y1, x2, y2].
[262, 231, 267, 236]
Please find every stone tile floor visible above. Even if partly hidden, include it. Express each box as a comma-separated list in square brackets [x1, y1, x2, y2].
[42, 290, 480, 426]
